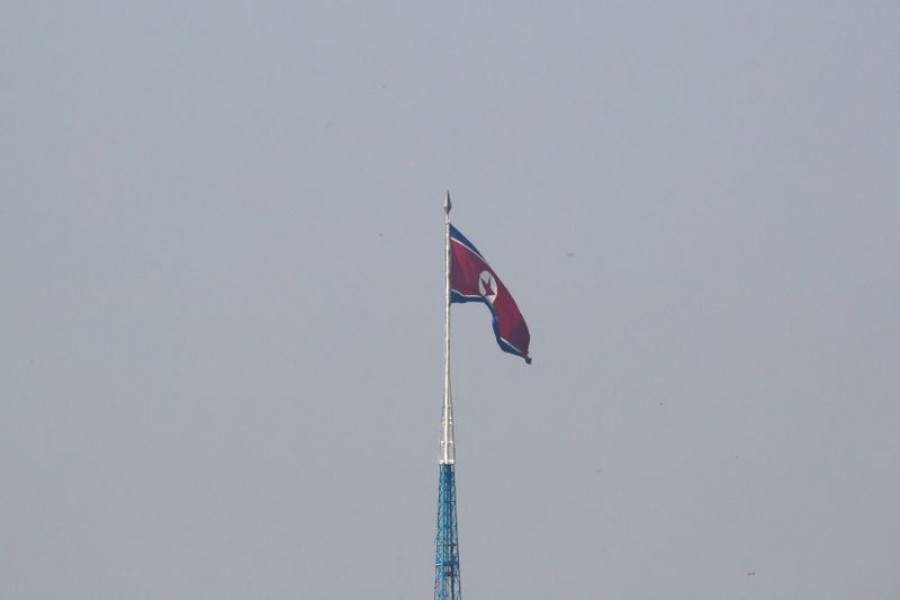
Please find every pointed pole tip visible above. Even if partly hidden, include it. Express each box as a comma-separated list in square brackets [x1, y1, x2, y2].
[444, 191, 452, 214]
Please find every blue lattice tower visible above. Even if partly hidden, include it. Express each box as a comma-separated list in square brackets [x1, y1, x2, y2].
[434, 463, 461, 600]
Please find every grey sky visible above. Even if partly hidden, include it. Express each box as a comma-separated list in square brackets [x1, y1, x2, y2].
[2, 2, 899, 598]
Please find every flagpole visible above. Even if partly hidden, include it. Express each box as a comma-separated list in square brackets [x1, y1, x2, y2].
[434, 190, 462, 599]
[440, 191, 455, 465]
[434, 192, 461, 600]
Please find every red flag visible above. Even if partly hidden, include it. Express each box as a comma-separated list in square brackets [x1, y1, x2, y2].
[449, 224, 531, 363]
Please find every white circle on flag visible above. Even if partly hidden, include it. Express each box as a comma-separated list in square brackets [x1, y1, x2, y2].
[478, 271, 497, 304]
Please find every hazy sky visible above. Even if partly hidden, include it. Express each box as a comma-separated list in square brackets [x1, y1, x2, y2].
[2, 2, 899, 598]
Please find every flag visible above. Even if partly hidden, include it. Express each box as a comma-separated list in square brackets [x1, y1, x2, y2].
[449, 224, 531, 363]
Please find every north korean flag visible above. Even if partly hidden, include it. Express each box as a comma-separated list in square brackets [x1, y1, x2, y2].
[450, 224, 531, 364]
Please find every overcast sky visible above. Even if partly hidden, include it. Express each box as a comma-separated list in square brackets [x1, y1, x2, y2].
[2, 2, 899, 599]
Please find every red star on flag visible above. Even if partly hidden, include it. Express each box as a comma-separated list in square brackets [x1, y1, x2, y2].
[479, 273, 496, 299]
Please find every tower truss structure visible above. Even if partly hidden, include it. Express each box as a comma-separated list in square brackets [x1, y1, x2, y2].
[433, 463, 461, 600]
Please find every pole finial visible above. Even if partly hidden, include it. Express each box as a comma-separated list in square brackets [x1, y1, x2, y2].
[444, 191, 452, 214]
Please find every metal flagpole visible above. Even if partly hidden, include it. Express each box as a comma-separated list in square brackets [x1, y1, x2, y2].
[434, 191, 462, 600]
[441, 191, 455, 466]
